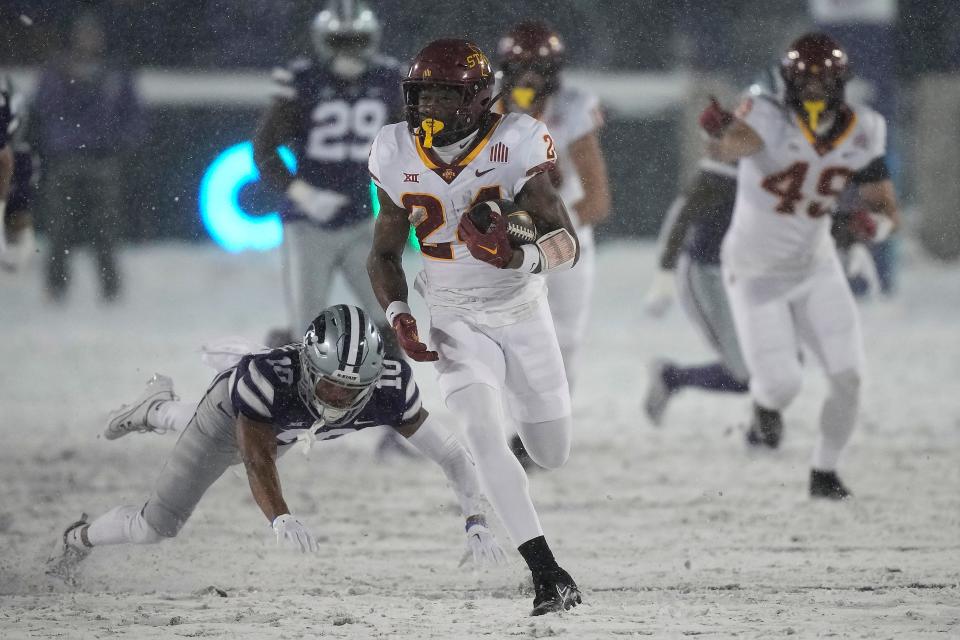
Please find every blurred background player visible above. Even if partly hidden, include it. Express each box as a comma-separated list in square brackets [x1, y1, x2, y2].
[253, 1, 400, 349]
[0, 75, 18, 266]
[368, 39, 581, 615]
[641, 68, 782, 428]
[50, 304, 505, 581]
[496, 22, 611, 467]
[0, 74, 40, 273]
[30, 12, 143, 302]
[702, 33, 899, 499]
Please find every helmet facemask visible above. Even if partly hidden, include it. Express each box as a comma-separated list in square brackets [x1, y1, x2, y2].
[311, 1, 381, 79]
[501, 63, 557, 115]
[403, 81, 489, 148]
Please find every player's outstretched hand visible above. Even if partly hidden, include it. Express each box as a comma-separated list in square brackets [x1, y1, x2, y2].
[643, 269, 675, 317]
[272, 514, 318, 553]
[393, 313, 439, 362]
[460, 517, 507, 567]
[458, 211, 513, 269]
[286, 179, 349, 224]
[699, 96, 734, 139]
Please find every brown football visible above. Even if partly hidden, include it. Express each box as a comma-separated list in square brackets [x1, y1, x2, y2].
[466, 199, 539, 248]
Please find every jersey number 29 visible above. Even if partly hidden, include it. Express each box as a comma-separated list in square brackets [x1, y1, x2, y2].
[307, 99, 387, 162]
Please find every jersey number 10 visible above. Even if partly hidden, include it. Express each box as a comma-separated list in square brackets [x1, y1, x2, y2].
[307, 99, 387, 162]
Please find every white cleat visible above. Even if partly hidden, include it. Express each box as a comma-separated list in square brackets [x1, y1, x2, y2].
[46, 513, 92, 585]
[104, 374, 177, 440]
[643, 359, 673, 427]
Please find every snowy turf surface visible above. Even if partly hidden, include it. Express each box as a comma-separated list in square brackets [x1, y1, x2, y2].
[0, 240, 957, 639]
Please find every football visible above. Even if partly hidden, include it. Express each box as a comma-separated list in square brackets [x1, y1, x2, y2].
[466, 199, 539, 248]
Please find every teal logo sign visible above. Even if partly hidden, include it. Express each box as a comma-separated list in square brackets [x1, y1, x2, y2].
[198, 141, 296, 252]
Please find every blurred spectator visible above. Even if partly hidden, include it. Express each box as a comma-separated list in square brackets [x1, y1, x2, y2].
[31, 12, 144, 302]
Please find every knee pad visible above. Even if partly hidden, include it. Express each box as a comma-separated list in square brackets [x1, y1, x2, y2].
[517, 416, 572, 470]
[750, 368, 802, 411]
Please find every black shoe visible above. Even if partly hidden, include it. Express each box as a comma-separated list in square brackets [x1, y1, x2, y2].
[810, 469, 852, 500]
[531, 567, 581, 616]
[746, 404, 783, 449]
[510, 434, 540, 472]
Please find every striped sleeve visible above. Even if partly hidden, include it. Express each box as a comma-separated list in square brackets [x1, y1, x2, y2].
[269, 66, 297, 101]
[401, 370, 422, 423]
[230, 360, 277, 422]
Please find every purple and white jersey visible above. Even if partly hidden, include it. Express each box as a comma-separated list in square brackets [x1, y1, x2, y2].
[228, 345, 420, 446]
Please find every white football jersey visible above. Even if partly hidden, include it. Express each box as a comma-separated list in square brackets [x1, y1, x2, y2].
[369, 112, 557, 313]
[723, 95, 887, 275]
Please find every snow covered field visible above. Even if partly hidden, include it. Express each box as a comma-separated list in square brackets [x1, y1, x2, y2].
[0, 240, 957, 639]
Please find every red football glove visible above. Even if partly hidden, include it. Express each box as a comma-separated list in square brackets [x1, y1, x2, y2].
[458, 211, 513, 269]
[849, 209, 894, 243]
[849, 209, 877, 241]
[699, 96, 734, 138]
[392, 313, 438, 362]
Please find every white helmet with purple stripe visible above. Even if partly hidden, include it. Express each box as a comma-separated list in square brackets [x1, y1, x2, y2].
[298, 304, 385, 424]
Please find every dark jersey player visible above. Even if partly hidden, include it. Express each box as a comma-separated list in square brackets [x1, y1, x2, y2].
[253, 1, 402, 348]
[49, 304, 506, 583]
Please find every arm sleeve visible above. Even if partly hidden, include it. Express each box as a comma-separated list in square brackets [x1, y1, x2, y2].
[513, 119, 557, 195]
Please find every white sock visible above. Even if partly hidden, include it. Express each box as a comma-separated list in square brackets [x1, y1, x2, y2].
[86, 505, 163, 546]
[149, 400, 195, 432]
[812, 370, 861, 471]
[446, 384, 543, 546]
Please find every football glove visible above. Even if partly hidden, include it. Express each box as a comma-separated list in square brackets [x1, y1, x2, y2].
[643, 268, 675, 317]
[458, 210, 513, 269]
[459, 517, 507, 567]
[699, 97, 734, 139]
[272, 514, 318, 553]
[392, 313, 438, 362]
[286, 179, 349, 224]
[849, 209, 894, 244]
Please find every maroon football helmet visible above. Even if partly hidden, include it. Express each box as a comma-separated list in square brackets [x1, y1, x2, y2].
[402, 38, 495, 147]
[497, 21, 565, 109]
[780, 33, 850, 126]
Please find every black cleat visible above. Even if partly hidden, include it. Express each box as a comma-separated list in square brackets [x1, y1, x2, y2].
[531, 567, 581, 616]
[746, 404, 783, 449]
[810, 469, 852, 500]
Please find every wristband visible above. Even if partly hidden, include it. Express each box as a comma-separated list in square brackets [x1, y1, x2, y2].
[518, 243, 542, 273]
[386, 300, 411, 325]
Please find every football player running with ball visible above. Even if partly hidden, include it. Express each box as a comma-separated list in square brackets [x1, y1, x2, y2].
[49, 305, 505, 582]
[367, 39, 582, 615]
[702, 34, 899, 499]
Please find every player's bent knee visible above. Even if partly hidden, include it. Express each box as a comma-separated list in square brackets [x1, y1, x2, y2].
[751, 370, 802, 410]
[518, 416, 572, 470]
